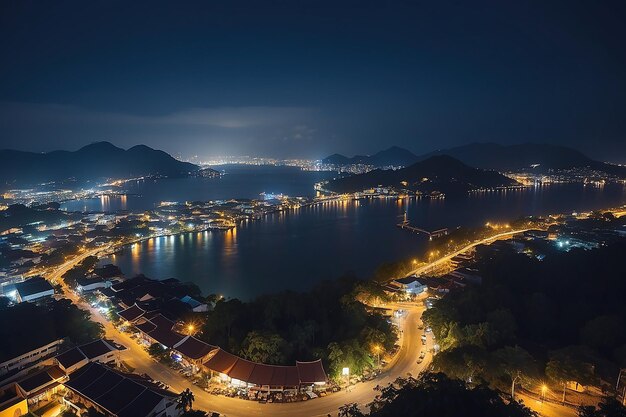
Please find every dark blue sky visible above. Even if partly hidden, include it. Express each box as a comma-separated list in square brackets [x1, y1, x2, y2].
[1, 0, 625, 161]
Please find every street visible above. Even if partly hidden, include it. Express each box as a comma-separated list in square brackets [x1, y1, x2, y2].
[41, 230, 577, 417]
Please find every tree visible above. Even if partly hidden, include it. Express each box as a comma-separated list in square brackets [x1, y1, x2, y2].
[148, 343, 166, 358]
[80, 255, 98, 270]
[578, 397, 626, 417]
[365, 373, 536, 417]
[431, 345, 490, 384]
[546, 347, 596, 404]
[177, 388, 195, 412]
[339, 403, 364, 417]
[239, 331, 285, 364]
[494, 346, 536, 400]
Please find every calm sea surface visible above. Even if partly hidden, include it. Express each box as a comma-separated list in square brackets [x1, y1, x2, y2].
[62, 165, 337, 212]
[73, 166, 626, 299]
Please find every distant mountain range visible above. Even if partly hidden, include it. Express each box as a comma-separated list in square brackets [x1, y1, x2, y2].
[420, 143, 625, 175]
[325, 155, 519, 195]
[323, 143, 626, 176]
[323, 146, 420, 167]
[0, 142, 199, 186]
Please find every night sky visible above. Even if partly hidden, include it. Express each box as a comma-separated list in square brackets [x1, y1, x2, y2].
[1, 1, 625, 161]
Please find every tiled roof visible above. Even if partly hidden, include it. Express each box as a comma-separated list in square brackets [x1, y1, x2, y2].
[118, 304, 145, 322]
[173, 336, 216, 360]
[78, 339, 115, 360]
[55, 347, 87, 369]
[66, 362, 169, 417]
[203, 349, 326, 387]
[17, 366, 65, 393]
[296, 360, 327, 384]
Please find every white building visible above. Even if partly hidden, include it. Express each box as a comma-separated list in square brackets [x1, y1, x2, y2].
[14, 277, 55, 303]
[392, 276, 428, 295]
[0, 337, 64, 376]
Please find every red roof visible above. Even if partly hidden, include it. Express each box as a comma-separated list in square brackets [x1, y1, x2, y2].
[134, 314, 183, 348]
[202, 349, 326, 386]
[296, 360, 327, 384]
[203, 349, 238, 374]
[172, 337, 216, 360]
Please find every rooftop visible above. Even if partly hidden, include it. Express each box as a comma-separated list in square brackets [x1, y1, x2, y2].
[14, 276, 54, 298]
[66, 362, 172, 417]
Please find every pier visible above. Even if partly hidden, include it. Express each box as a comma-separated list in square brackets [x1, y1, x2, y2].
[396, 212, 448, 240]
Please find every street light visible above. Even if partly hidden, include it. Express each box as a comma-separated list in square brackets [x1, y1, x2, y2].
[541, 384, 547, 403]
[342, 367, 350, 388]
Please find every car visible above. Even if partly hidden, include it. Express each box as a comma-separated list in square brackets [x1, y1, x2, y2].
[425, 326, 432, 333]
[421, 339, 426, 345]
[418, 324, 424, 330]
[417, 359, 423, 364]
[419, 351, 426, 359]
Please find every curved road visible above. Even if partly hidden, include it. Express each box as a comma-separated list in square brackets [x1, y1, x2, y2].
[407, 228, 528, 276]
[44, 228, 575, 417]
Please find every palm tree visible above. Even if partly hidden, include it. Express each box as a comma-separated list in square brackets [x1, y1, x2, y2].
[176, 388, 195, 412]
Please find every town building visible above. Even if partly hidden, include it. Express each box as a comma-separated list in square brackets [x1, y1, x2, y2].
[0, 337, 63, 378]
[55, 339, 119, 374]
[392, 276, 428, 295]
[14, 277, 54, 303]
[180, 295, 209, 312]
[204, 348, 327, 393]
[63, 362, 178, 417]
[0, 383, 28, 417]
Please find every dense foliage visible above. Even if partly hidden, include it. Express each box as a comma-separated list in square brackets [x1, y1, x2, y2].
[198, 275, 396, 377]
[0, 299, 104, 361]
[578, 397, 626, 417]
[340, 373, 536, 417]
[423, 239, 626, 397]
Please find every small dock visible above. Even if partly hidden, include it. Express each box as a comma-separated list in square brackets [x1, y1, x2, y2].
[397, 212, 448, 240]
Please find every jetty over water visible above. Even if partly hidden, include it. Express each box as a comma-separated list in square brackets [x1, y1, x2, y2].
[397, 212, 448, 240]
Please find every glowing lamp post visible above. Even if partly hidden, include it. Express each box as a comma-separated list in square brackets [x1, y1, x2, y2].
[342, 367, 350, 388]
[541, 384, 547, 403]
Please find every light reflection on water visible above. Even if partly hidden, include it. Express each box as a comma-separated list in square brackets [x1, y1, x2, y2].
[103, 183, 626, 300]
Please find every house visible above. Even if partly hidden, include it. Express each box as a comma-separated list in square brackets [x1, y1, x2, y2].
[203, 348, 327, 392]
[55, 339, 119, 374]
[63, 362, 179, 417]
[449, 252, 474, 268]
[0, 337, 63, 377]
[75, 276, 112, 293]
[0, 384, 28, 417]
[180, 295, 209, 312]
[14, 365, 67, 407]
[449, 268, 483, 285]
[117, 304, 146, 323]
[392, 276, 428, 295]
[14, 277, 54, 303]
[171, 336, 216, 371]
[134, 314, 184, 349]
